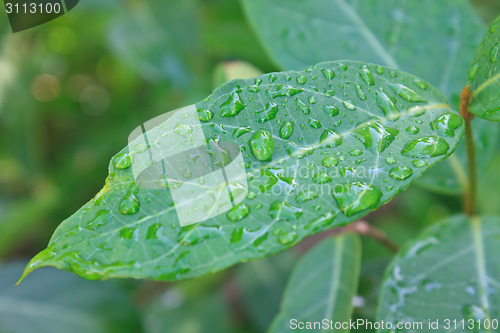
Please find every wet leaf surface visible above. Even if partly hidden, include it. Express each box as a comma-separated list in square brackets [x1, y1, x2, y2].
[23, 61, 463, 281]
[377, 215, 500, 332]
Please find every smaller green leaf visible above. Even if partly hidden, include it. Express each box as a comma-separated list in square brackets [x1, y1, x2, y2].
[469, 15, 500, 121]
[143, 289, 232, 333]
[0, 262, 141, 333]
[270, 233, 361, 333]
[236, 252, 296, 331]
[377, 215, 500, 332]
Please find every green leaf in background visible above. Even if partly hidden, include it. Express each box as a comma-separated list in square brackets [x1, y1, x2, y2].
[469, 15, 500, 121]
[213, 60, 263, 89]
[241, 0, 484, 103]
[236, 251, 296, 331]
[241, 0, 497, 195]
[23, 61, 464, 282]
[269, 233, 361, 333]
[143, 289, 232, 333]
[0, 262, 141, 333]
[377, 215, 500, 332]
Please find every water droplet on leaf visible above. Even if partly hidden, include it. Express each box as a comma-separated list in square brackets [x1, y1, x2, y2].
[227, 203, 250, 222]
[389, 166, 413, 180]
[401, 136, 449, 158]
[249, 130, 274, 161]
[333, 182, 382, 217]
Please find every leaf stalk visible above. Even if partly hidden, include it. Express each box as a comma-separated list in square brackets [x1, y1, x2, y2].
[460, 85, 477, 216]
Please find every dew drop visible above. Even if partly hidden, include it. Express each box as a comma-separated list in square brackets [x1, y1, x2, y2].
[174, 123, 194, 144]
[324, 105, 340, 117]
[414, 78, 429, 90]
[320, 129, 343, 147]
[308, 118, 322, 129]
[280, 121, 294, 139]
[333, 182, 382, 217]
[227, 203, 250, 222]
[268, 85, 303, 98]
[355, 85, 366, 100]
[385, 156, 397, 164]
[324, 89, 335, 97]
[197, 108, 214, 122]
[295, 98, 311, 115]
[389, 166, 413, 180]
[491, 44, 500, 63]
[359, 65, 375, 85]
[296, 75, 307, 84]
[146, 223, 162, 239]
[119, 190, 140, 215]
[322, 155, 339, 167]
[406, 125, 420, 135]
[296, 190, 319, 203]
[308, 96, 316, 104]
[349, 149, 363, 156]
[233, 126, 252, 138]
[430, 113, 463, 137]
[305, 212, 335, 232]
[322, 69, 335, 80]
[343, 100, 356, 110]
[120, 227, 138, 240]
[412, 160, 427, 168]
[387, 82, 426, 102]
[376, 66, 385, 74]
[113, 152, 131, 169]
[278, 230, 298, 245]
[375, 89, 400, 120]
[469, 62, 480, 80]
[220, 89, 245, 117]
[401, 136, 449, 158]
[269, 201, 303, 221]
[249, 130, 274, 161]
[352, 122, 399, 153]
[257, 102, 279, 123]
[85, 210, 110, 231]
[313, 171, 333, 184]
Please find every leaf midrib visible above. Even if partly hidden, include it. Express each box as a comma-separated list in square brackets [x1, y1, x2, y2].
[322, 236, 344, 331]
[470, 217, 493, 326]
[334, 0, 399, 69]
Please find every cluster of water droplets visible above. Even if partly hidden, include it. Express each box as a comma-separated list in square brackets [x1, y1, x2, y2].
[78, 62, 463, 259]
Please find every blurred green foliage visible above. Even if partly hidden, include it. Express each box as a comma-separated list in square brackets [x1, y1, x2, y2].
[0, 0, 499, 332]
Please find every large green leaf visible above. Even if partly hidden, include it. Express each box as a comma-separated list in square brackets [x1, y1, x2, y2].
[143, 289, 232, 333]
[469, 15, 500, 121]
[22, 61, 464, 281]
[0, 262, 141, 333]
[270, 234, 361, 333]
[241, 0, 495, 195]
[377, 215, 500, 332]
[241, 0, 484, 103]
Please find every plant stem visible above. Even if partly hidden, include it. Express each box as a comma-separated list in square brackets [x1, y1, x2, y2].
[351, 221, 399, 253]
[460, 85, 477, 216]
